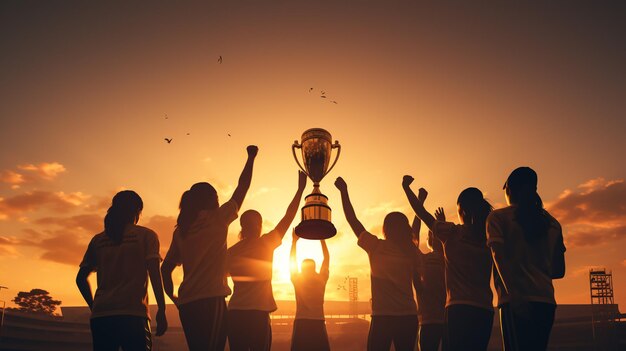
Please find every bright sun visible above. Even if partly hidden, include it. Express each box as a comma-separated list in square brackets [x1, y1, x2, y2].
[272, 238, 325, 282]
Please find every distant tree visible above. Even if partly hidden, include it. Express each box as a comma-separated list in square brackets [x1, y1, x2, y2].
[12, 289, 62, 315]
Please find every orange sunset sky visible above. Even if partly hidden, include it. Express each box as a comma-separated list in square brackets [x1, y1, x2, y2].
[0, 1, 625, 310]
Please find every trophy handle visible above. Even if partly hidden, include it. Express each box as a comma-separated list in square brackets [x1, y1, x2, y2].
[292, 141, 310, 177]
[324, 141, 341, 177]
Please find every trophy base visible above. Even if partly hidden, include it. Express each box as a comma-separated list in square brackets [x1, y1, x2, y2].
[295, 219, 337, 240]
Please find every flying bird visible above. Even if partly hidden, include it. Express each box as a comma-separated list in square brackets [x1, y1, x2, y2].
[228, 133, 231, 137]
[321, 91, 326, 95]
[164, 113, 168, 119]
[309, 88, 313, 92]
[321, 96, 327, 99]
[186, 133, 190, 135]
[331, 100, 338, 104]
[164, 138, 173, 144]
[218, 55, 223, 64]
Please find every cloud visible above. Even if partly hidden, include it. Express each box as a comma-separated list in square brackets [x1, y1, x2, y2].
[38, 231, 90, 265]
[247, 187, 277, 200]
[0, 234, 36, 258]
[569, 265, 605, 278]
[0, 228, 90, 265]
[0, 191, 88, 219]
[362, 202, 406, 217]
[563, 224, 626, 248]
[0, 170, 25, 186]
[547, 178, 626, 247]
[0, 235, 25, 256]
[1, 214, 177, 266]
[35, 214, 103, 233]
[0, 162, 66, 188]
[142, 215, 177, 256]
[18, 162, 66, 180]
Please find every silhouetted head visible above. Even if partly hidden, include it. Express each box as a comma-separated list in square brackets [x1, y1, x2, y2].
[240, 210, 262, 240]
[177, 182, 219, 237]
[383, 212, 412, 245]
[457, 188, 493, 240]
[504, 167, 550, 244]
[504, 166, 538, 206]
[301, 259, 317, 276]
[104, 190, 143, 244]
[383, 212, 417, 263]
[427, 231, 443, 253]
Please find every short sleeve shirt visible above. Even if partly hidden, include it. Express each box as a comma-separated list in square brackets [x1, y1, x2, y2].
[227, 230, 283, 312]
[163, 200, 239, 305]
[432, 221, 493, 310]
[80, 225, 161, 319]
[358, 231, 418, 316]
[487, 206, 566, 306]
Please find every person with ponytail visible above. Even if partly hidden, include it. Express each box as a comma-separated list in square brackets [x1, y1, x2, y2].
[76, 190, 168, 351]
[161, 145, 258, 351]
[487, 167, 566, 351]
[335, 177, 419, 351]
[226, 171, 307, 351]
[403, 176, 494, 351]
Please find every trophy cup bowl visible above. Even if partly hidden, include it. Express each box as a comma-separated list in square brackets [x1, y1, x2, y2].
[292, 128, 341, 239]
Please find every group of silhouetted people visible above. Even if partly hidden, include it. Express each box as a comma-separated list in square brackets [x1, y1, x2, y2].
[76, 145, 566, 351]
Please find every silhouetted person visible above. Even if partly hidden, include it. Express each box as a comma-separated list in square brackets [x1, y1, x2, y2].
[227, 171, 307, 351]
[403, 176, 494, 351]
[76, 190, 167, 351]
[411, 210, 446, 351]
[161, 145, 258, 351]
[487, 167, 566, 351]
[289, 232, 331, 351]
[335, 177, 419, 351]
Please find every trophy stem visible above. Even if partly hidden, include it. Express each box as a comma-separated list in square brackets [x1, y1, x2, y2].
[312, 182, 321, 194]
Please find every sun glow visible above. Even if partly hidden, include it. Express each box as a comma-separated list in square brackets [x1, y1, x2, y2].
[272, 236, 326, 284]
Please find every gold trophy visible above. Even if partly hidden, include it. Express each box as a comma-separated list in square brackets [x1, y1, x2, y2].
[292, 128, 341, 239]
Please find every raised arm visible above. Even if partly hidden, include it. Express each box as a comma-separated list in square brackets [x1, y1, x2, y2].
[411, 216, 421, 248]
[290, 231, 299, 279]
[402, 176, 436, 230]
[75, 267, 94, 310]
[229, 145, 258, 209]
[147, 259, 168, 336]
[412, 216, 431, 255]
[320, 240, 330, 277]
[334, 177, 366, 237]
[274, 171, 307, 237]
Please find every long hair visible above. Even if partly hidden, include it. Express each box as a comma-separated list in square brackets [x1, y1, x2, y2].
[384, 212, 420, 260]
[457, 188, 493, 242]
[104, 190, 143, 244]
[505, 167, 550, 244]
[383, 212, 414, 249]
[383, 212, 422, 291]
[176, 182, 218, 237]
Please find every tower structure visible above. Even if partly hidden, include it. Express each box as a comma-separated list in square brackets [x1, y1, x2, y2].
[589, 268, 617, 351]
[348, 277, 358, 318]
